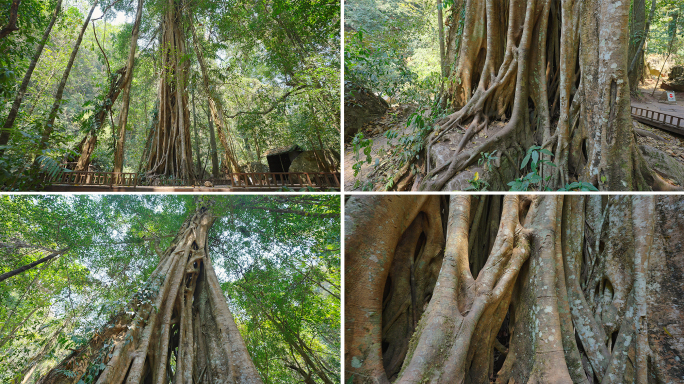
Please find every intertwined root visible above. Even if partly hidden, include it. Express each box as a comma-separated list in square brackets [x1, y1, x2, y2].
[346, 195, 683, 384]
[38, 210, 262, 384]
[147, 0, 195, 181]
[419, 0, 669, 191]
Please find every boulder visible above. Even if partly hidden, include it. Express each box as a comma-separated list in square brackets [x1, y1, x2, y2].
[640, 144, 684, 186]
[241, 162, 269, 173]
[289, 150, 340, 173]
[344, 84, 389, 142]
[669, 65, 684, 79]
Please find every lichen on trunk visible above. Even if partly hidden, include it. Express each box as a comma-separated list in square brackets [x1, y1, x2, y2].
[345, 195, 684, 383]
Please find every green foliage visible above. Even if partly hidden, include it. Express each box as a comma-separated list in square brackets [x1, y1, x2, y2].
[478, 150, 498, 172]
[508, 145, 556, 191]
[1, 0, 340, 184]
[558, 181, 600, 192]
[465, 171, 489, 191]
[351, 132, 373, 181]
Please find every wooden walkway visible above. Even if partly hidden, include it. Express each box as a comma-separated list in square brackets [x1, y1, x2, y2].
[631, 106, 684, 136]
[42, 171, 341, 191]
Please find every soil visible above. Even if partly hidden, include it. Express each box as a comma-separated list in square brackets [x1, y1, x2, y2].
[343, 104, 416, 191]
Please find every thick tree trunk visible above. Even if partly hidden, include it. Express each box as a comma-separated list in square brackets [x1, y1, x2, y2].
[36, 1, 98, 154]
[113, 0, 145, 175]
[37, 205, 263, 384]
[419, 0, 673, 191]
[0, 0, 63, 152]
[147, 0, 195, 181]
[345, 195, 684, 384]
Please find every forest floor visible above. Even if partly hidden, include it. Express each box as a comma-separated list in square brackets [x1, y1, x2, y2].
[345, 78, 684, 191]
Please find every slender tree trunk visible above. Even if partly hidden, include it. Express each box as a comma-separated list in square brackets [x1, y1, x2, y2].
[191, 83, 201, 175]
[113, 0, 145, 175]
[37, 205, 263, 384]
[207, 102, 220, 178]
[36, 1, 98, 154]
[189, 16, 240, 174]
[0, 0, 63, 153]
[438, 1, 446, 79]
[74, 66, 127, 171]
[346, 194, 684, 384]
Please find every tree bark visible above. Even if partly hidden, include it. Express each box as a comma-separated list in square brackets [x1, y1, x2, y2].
[345, 194, 684, 384]
[0, 0, 63, 153]
[207, 103, 220, 178]
[113, 0, 145, 175]
[37, 204, 263, 384]
[36, 0, 98, 154]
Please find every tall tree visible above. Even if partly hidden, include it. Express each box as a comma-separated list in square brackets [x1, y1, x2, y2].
[36, 0, 98, 154]
[112, 0, 145, 175]
[0, 0, 63, 152]
[346, 194, 684, 383]
[146, 0, 195, 180]
[37, 201, 263, 384]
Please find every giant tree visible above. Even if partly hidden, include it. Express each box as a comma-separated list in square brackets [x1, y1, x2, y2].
[417, 0, 677, 191]
[345, 194, 684, 383]
[0, 195, 340, 384]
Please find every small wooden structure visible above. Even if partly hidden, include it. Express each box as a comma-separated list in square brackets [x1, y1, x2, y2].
[265, 145, 304, 173]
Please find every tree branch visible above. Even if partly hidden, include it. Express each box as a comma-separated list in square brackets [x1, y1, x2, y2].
[0, 248, 69, 283]
[0, 0, 21, 39]
[224, 85, 307, 119]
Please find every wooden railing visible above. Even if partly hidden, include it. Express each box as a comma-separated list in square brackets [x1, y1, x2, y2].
[47, 171, 139, 186]
[631, 106, 684, 136]
[43, 171, 341, 190]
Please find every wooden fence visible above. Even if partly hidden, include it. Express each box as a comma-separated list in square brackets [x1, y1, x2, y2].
[42, 171, 341, 190]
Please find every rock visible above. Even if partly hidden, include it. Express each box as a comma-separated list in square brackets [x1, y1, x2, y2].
[241, 162, 269, 173]
[669, 65, 684, 80]
[640, 144, 684, 186]
[289, 150, 340, 173]
[344, 84, 389, 142]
